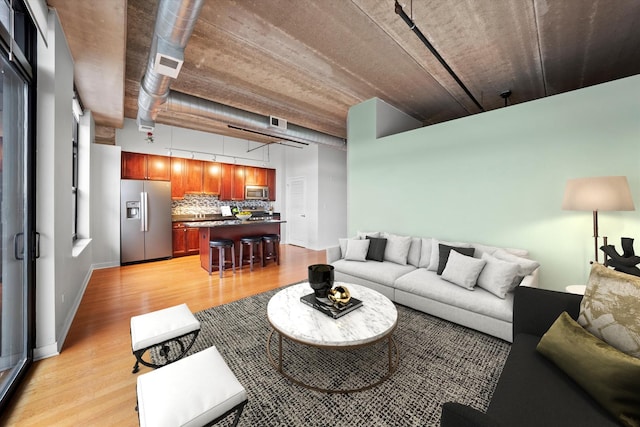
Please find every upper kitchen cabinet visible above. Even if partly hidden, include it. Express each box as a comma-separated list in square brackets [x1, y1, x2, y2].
[171, 157, 204, 199]
[203, 162, 222, 195]
[122, 152, 170, 181]
[220, 163, 245, 201]
[267, 168, 276, 201]
[244, 166, 267, 186]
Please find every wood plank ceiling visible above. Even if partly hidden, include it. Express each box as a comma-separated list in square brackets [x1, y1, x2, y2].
[49, 0, 640, 145]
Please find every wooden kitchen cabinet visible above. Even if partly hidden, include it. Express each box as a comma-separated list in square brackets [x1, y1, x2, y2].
[172, 222, 200, 257]
[245, 166, 267, 186]
[184, 159, 203, 194]
[220, 163, 245, 201]
[122, 152, 170, 181]
[203, 162, 222, 195]
[171, 158, 204, 198]
[266, 168, 276, 201]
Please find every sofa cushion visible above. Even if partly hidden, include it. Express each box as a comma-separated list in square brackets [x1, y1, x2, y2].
[418, 237, 433, 268]
[407, 237, 422, 267]
[492, 249, 539, 276]
[441, 250, 486, 290]
[427, 239, 472, 272]
[477, 253, 521, 299]
[394, 269, 513, 322]
[357, 231, 380, 239]
[486, 333, 618, 426]
[577, 263, 640, 358]
[344, 239, 370, 261]
[537, 312, 640, 426]
[365, 237, 387, 262]
[381, 233, 412, 265]
[332, 259, 416, 287]
[437, 244, 475, 275]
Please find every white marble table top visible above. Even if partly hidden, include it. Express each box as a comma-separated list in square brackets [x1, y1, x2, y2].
[267, 282, 398, 347]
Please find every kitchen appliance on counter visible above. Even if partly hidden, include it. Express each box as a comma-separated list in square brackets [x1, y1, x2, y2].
[121, 180, 172, 264]
[245, 185, 269, 200]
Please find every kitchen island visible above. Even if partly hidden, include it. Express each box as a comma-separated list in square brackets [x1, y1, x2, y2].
[184, 218, 286, 273]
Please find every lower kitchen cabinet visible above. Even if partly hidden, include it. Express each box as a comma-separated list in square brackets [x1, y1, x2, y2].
[172, 223, 200, 257]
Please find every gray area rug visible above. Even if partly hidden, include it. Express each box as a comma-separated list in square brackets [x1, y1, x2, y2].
[151, 285, 510, 426]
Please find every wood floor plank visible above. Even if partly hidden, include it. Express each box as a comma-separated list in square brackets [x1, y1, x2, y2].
[2, 245, 326, 426]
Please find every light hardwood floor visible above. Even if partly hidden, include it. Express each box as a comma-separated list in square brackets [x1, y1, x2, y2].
[2, 245, 326, 426]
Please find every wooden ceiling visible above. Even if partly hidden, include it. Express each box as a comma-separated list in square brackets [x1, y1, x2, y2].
[49, 0, 640, 145]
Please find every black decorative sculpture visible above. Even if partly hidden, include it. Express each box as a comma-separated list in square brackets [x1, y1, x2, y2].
[600, 237, 640, 277]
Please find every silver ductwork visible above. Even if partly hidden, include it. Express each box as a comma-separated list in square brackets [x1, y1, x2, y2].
[166, 91, 346, 149]
[137, 0, 204, 131]
[136, 0, 346, 149]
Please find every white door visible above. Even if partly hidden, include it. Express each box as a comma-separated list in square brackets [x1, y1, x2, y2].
[286, 177, 308, 247]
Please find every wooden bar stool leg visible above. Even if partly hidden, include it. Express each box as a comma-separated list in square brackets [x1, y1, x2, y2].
[208, 246, 213, 275]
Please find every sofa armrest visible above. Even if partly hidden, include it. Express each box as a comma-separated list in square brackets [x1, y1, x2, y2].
[440, 403, 503, 427]
[513, 286, 582, 337]
[326, 245, 341, 264]
[518, 267, 539, 288]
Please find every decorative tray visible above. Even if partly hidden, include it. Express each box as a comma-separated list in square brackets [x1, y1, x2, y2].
[300, 293, 363, 319]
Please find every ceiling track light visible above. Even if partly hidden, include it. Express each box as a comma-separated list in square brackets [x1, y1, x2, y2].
[500, 90, 512, 107]
[394, 0, 485, 113]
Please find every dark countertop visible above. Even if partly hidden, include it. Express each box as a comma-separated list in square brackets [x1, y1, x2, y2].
[183, 219, 286, 228]
[173, 212, 280, 223]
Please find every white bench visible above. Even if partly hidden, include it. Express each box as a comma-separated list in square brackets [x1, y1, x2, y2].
[130, 303, 201, 373]
[136, 346, 248, 427]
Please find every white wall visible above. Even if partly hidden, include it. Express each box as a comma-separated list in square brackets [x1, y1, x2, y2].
[90, 143, 121, 268]
[35, 10, 93, 358]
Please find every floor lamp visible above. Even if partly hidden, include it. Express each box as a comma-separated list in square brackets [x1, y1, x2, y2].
[562, 176, 635, 263]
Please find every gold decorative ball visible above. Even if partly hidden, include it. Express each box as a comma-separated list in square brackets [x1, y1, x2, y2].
[328, 285, 351, 306]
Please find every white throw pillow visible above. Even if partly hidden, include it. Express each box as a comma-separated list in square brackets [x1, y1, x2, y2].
[344, 239, 370, 261]
[338, 238, 349, 258]
[357, 231, 380, 239]
[492, 249, 539, 276]
[427, 239, 472, 271]
[418, 237, 433, 268]
[441, 250, 487, 290]
[383, 234, 412, 265]
[477, 253, 521, 298]
[407, 237, 422, 267]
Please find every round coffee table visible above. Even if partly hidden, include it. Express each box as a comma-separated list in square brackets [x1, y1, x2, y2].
[266, 282, 398, 393]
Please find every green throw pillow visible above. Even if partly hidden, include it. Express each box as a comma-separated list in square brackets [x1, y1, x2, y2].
[578, 263, 640, 358]
[537, 312, 640, 427]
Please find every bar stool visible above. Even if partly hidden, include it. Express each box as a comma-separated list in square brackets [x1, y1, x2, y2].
[209, 239, 235, 278]
[239, 236, 263, 271]
[262, 233, 280, 266]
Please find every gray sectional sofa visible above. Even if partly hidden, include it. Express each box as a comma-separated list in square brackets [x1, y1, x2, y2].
[326, 232, 539, 342]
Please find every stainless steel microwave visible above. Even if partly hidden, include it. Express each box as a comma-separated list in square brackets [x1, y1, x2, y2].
[245, 185, 269, 200]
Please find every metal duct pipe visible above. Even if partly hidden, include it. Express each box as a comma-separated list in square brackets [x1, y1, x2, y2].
[166, 91, 347, 149]
[137, 0, 204, 131]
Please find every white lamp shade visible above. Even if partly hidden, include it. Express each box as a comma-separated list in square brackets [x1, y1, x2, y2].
[562, 176, 635, 212]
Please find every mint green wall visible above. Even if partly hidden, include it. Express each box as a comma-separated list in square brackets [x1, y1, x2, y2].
[346, 75, 640, 290]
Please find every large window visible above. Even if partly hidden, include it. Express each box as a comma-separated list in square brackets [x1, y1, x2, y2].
[71, 99, 79, 240]
[0, 0, 37, 411]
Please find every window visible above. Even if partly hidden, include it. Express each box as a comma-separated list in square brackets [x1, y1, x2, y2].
[71, 95, 82, 241]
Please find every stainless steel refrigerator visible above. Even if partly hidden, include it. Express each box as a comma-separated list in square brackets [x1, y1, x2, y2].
[120, 180, 172, 264]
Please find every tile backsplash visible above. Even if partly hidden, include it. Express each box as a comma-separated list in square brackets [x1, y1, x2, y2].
[171, 194, 271, 215]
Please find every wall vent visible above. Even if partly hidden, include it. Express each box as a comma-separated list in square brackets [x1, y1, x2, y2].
[269, 115, 287, 130]
[153, 39, 184, 79]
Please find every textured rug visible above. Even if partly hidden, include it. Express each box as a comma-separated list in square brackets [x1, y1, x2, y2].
[151, 285, 510, 426]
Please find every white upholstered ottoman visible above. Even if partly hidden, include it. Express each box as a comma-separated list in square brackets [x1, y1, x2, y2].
[136, 346, 248, 427]
[130, 303, 201, 373]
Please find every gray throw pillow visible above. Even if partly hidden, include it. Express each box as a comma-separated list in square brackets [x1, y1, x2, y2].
[383, 234, 412, 265]
[365, 237, 387, 262]
[476, 253, 521, 298]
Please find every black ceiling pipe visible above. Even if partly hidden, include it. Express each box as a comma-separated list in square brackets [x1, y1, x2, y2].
[394, 1, 485, 112]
